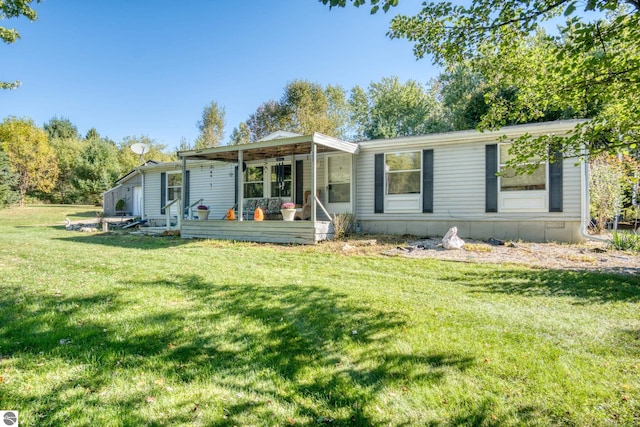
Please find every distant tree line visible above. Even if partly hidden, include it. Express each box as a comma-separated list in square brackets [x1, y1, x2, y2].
[0, 117, 176, 207]
[0, 59, 582, 209]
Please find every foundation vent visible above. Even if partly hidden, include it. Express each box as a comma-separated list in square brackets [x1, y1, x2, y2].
[546, 221, 566, 229]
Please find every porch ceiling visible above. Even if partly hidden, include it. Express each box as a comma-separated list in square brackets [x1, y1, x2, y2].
[179, 132, 359, 162]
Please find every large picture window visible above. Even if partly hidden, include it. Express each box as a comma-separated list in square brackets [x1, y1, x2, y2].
[499, 144, 545, 191]
[244, 166, 264, 198]
[385, 152, 421, 195]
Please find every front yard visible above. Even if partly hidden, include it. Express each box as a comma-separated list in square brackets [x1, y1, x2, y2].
[0, 206, 638, 426]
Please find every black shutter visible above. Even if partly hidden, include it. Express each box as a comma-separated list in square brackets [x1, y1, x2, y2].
[549, 149, 563, 212]
[485, 144, 498, 213]
[374, 153, 384, 213]
[234, 166, 239, 205]
[183, 170, 190, 216]
[160, 172, 166, 214]
[422, 149, 434, 213]
[295, 160, 304, 205]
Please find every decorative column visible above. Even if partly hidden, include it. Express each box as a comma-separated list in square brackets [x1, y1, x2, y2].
[237, 150, 244, 221]
[310, 141, 317, 223]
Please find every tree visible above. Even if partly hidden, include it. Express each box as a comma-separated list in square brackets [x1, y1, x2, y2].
[117, 135, 176, 172]
[43, 117, 85, 203]
[72, 137, 121, 205]
[350, 76, 448, 140]
[0, 116, 58, 206]
[0, 149, 18, 208]
[1, 0, 40, 89]
[244, 80, 351, 142]
[50, 136, 87, 204]
[323, 0, 640, 165]
[589, 154, 628, 233]
[229, 122, 251, 145]
[177, 137, 192, 152]
[245, 100, 289, 142]
[437, 64, 488, 131]
[195, 101, 226, 148]
[44, 117, 80, 140]
[85, 128, 101, 141]
[280, 80, 346, 136]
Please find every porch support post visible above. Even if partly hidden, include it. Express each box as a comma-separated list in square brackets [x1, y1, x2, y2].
[311, 141, 317, 223]
[181, 157, 187, 219]
[237, 149, 244, 221]
[351, 153, 356, 216]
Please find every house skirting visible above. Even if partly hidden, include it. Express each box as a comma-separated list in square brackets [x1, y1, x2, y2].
[358, 219, 583, 243]
[181, 220, 333, 244]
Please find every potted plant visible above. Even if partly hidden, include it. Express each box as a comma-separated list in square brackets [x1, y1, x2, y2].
[197, 204, 209, 220]
[280, 202, 296, 221]
[115, 199, 126, 215]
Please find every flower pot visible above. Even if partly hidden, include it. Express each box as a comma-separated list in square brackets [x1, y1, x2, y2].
[197, 209, 209, 220]
[280, 208, 296, 221]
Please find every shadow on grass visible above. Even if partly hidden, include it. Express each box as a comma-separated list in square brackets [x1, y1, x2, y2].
[445, 266, 640, 304]
[53, 232, 192, 250]
[0, 276, 479, 426]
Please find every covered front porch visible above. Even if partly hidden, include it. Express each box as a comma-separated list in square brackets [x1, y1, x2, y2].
[178, 132, 359, 244]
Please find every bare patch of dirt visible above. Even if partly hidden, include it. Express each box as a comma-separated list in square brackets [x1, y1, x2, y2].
[322, 235, 640, 275]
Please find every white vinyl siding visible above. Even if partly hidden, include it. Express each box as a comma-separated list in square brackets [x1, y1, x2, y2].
[356, 138, 581, 222]
[188, 161, 235, 220]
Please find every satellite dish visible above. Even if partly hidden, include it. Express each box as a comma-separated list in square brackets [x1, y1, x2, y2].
[130, 143, 150, 155]
[131, 143, 150, 165]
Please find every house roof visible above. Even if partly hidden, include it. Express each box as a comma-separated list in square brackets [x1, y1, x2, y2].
[357, 119, 587, 150]
[115, 160, 159, 184]
[178, 132, 359, 162]
[257, 130, 302, 141]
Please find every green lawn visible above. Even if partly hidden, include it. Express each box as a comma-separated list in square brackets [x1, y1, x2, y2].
[1, 205, 639, 426]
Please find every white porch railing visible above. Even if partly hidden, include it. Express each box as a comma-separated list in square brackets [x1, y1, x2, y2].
[186, 198, 204, 220]
[162, 198, 181, 230]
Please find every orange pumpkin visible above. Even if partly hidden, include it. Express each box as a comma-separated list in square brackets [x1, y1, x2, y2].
[225, 208, 235, 221]
[254, 207, 264, 221]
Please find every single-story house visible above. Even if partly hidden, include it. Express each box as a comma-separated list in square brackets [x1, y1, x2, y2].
[102, 161, 158, 216]
[105, 120, 589, 244]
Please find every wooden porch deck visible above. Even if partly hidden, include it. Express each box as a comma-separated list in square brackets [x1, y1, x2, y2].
[181, 220, 333, 244]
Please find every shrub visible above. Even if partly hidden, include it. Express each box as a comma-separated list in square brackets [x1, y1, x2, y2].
[610, 230, 640, 252]
[332, 212, 355, 239]
[589, 154, 626, 233]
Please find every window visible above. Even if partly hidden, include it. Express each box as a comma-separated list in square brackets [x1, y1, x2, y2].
[385, 152, 421, 195]
[499, 144, 545, 191]
[167, 172, 182, 202]
[270, 163, 292, 198]
[244, 166, 264, 198]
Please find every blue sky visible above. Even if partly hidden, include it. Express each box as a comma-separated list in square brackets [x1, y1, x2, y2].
[1, 0, 439, 150]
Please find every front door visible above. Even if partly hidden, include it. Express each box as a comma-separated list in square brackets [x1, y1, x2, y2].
[325, 154, 351, 215]
[132, 186, 142, 216]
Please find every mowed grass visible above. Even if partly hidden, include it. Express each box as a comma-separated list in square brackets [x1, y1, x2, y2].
[0, 206, 639, 426]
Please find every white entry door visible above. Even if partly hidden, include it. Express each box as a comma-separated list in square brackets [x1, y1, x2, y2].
[132, 186, 142, 216]
[325, 154, 351, 215]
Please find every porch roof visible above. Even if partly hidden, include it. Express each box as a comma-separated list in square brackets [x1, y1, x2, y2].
[178, 132, 359, 162]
